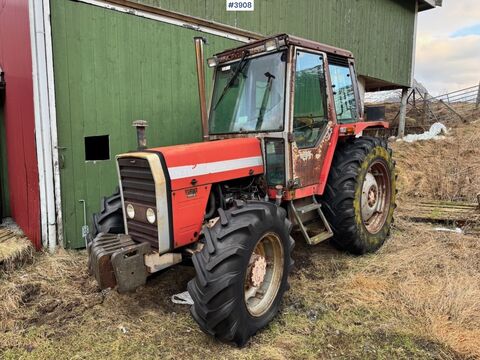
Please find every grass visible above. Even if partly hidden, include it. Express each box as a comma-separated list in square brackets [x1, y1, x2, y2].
[392, 120, 480, 203]
[1, 121, 479, 359]
[0, 227, 34, 273]
[0, 221, 473, 359]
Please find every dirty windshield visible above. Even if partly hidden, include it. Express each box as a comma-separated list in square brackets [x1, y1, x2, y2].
[209, 51, 286, 134]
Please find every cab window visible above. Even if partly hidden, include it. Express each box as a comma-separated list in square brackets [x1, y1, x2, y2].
[293, 51, 328, 148]
[329, 63, 357, 123]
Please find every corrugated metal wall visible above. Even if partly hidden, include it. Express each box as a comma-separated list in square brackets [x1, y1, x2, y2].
[50, 0, 239, 248]
[0, 0, 41, 248]
[133, 0, 416, 87]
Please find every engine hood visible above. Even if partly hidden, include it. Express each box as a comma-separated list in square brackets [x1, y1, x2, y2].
[148, 138, 264, 190]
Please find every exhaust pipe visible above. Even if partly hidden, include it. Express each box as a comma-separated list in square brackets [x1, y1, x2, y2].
[132, 120, 148, 150]
[194, 37, 209, 141]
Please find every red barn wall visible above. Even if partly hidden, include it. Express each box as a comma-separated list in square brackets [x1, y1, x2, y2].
[0, 0, 41, 249]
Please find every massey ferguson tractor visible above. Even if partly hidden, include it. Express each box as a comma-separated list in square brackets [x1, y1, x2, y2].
[88, 34, 396, 346]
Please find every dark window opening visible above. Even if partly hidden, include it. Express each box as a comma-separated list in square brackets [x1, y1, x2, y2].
[265, 138, 285, 186]
[0, 69, 5, 108]
[85, 135, 110, 161]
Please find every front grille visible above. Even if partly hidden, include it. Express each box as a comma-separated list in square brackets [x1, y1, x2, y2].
[118, 157, 158, 248]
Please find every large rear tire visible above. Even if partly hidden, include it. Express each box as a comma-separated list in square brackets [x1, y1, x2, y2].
[92, 188, 124, 236]
[187, 200, 294, 347]
[320, 136, 396, 254]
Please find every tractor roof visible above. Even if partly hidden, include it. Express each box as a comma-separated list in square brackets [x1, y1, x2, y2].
[214, 34, 354, 62]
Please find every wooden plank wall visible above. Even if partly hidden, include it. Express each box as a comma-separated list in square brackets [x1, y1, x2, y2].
[131, 0, 417, 88]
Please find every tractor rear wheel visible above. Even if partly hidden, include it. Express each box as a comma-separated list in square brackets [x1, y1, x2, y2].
[187, 200, 294, 347]
[320, 136, 396, 254]
[92, 188, 125, 237]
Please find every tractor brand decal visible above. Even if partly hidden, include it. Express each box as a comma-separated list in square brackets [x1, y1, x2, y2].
[168, 156, 263, 180]
[185, 188, 198, 198]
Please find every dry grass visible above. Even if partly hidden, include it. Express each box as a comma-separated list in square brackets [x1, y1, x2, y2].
[392, 120, 480, 202]
[0, 228, 34, 273]
[328, 218, 480, 358]
[1, 228, 465, 360]
[1, 122, 479, 359]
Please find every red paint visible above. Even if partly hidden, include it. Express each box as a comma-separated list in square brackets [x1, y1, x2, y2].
[317, 125, 340, 195]
[171, 185, 211, 249]
[339, 121, 389, 136]
[149, 138, 264, 249]
[150, 138, 264, 190]
[0, 0, 41, 249]
[270, 121, 388, 199]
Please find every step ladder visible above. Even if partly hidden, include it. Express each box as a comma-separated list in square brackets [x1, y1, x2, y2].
[289, 196, 334, 245]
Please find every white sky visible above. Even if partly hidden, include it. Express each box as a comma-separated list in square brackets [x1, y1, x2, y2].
[415, 0, 480, 95]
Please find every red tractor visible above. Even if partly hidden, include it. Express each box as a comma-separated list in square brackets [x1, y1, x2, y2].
[88, 34, 396, 346]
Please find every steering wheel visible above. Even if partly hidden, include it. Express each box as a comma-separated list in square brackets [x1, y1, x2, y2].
[293, 118, 315, 143]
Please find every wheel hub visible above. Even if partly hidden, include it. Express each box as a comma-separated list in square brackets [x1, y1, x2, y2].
[361, 172, 379, 220]
[360, 159, 392, 234]
[244, 232, 284, 317]
[249, 254, 267, 288]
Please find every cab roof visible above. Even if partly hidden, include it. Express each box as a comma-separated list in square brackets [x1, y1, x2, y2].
[214, 34, 354, 62]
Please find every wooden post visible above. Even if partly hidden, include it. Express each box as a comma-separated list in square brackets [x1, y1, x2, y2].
[422, 91, 428, 125]
[398, 88, 409, 138]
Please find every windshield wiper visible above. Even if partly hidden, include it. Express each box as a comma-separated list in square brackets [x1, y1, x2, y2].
[255, 72, 276, 130]
[213, 52, 249, 110]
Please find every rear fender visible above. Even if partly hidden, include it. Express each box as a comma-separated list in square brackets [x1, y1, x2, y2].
[338, 121, 389, 136]
[313, 121, 389, 196]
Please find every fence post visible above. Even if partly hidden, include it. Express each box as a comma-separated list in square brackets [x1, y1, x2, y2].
[398, 87, 409, 138]
[476, 81, 480, 110]
[422, 91, 428, 125]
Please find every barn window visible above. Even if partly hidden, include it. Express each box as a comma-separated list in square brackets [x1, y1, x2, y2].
[84, 135, 110, 161]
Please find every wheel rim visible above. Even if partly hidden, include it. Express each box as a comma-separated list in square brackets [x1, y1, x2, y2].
[244, 232, 284, 317]
[360, 159, 392, 234]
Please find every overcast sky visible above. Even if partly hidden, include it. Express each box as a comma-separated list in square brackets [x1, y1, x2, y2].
[415, 0, 480, 95]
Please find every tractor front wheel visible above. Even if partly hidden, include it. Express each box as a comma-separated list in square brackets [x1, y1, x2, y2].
[92, 188, 125, 237]
[187, 200, 294, 347]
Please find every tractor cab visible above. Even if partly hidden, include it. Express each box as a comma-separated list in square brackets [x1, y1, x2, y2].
[205, 34, 385, 200]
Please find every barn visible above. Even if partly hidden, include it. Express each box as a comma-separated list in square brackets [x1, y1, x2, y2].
[0, 0, 438, 250]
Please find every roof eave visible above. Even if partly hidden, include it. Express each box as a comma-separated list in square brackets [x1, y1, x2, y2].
[418, 0, 439, 12]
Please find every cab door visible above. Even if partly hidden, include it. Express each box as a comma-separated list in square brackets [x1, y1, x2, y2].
[289, 49, 335, 189]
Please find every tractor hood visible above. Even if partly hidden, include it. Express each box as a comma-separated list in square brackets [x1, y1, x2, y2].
[149, 138, 264, 190]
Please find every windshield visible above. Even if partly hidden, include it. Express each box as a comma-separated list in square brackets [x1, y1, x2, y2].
[209, 51, 287, 134]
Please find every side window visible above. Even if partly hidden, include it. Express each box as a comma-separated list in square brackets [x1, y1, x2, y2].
[293, 51, 328, 148]
[329, 63, 357, 123]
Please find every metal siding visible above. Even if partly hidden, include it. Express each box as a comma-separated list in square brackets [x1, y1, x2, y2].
[0, 0, 41, 248]
[51, 0, 239, 248]
[130, 0, 416, 87]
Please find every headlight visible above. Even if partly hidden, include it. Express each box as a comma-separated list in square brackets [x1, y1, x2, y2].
[146, 208, 156, 224]
[126, 204, 135, 219]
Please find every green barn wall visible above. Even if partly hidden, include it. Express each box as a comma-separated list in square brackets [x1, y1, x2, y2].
[51, 0, 416, 248]
[50, 0, 239, 248]
[132, 0, 416, 87]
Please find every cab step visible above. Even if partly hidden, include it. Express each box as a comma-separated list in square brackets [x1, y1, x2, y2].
[289, 196, 334, 245]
